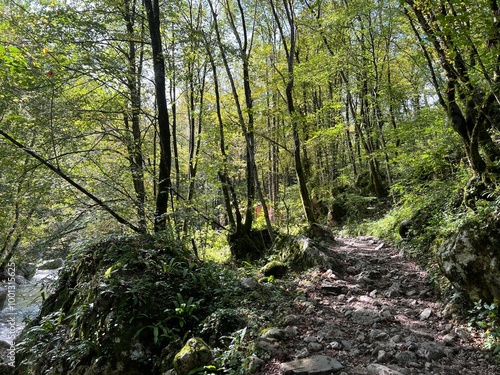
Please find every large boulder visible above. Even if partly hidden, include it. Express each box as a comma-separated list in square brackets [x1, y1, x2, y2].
[271, 235, 345, 274]
[438, 218, 500, 303]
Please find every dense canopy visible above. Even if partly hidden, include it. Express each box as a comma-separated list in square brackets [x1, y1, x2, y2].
[1, 0, 500, 261]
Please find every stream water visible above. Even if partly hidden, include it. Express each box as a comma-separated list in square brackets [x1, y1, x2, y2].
[0, 268, 59, 344]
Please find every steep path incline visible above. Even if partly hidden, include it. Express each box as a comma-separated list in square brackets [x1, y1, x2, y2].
[256, 237, 498, 375]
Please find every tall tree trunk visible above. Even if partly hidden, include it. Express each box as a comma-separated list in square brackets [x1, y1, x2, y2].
[270, 0, 315, 223]
[144, 0, 172, 232]
[123, 0, 147, 233]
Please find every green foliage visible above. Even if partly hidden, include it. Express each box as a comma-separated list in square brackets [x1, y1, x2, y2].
[212, 327, 252, 375]
[469, 300, 500, 357]
[15, 232, 303, 374]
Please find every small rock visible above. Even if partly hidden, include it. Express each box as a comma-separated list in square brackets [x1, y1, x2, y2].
[341, 340, 352, 350]
[377, 350, 391, 362]
[355, 332, 366, 342]
[281, 314, 301, 326]
[261, 328, 286, 341]
[240, 277, 258, 289]
[421, 346, 446, 361]
[303, 336, 318, 343]
[391, 335, 401, 343]
[280, 355, 344, 375]
[328, 341, 343, 350]
[385, 283, 401, 298]
[455, 328, 470, 340]
[442, 333, 456, 346]
[260, 261, 288, 278]
[296, 347, 310, 359]
[173, 338, 212, 375]
[370, 329, 389, 342]
[367, 363, 404, 375]
[350, 308, 381, 325]
[0, 340, 11, 350]
[284, 326, 299, 338]
[321, 283, 345, 294]
[308, 342, 323, 352]
[395, 350, 417, 364]
[419, 308, 433, 320]
[256, 339, 280, 354]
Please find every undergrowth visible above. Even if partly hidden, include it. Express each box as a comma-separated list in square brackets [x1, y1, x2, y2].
[15, 231, 300, 375]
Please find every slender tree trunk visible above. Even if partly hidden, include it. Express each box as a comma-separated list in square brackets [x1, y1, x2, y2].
[270, 0, 315, 223]
[124, 0, 147, 233]
[204, 28, 237, 232]
[208, 0, 274, 243]
[144, 0, 172, 232]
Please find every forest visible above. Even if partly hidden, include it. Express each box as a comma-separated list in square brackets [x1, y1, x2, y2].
[1, 0, 500, 374]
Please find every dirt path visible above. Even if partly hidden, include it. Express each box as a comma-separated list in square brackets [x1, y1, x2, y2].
[255, 236, 499, 375]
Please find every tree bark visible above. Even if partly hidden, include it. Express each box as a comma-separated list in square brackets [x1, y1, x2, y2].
[144, 0, 173, 232]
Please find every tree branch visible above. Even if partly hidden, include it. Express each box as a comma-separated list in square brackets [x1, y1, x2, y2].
[0, 128, 142, 233]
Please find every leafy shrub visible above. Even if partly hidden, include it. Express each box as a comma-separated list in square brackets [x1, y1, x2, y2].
[469, 299, 500, 357]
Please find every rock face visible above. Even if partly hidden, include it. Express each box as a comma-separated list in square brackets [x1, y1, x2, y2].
[173, 338, 212, 375]
[438, 219, 500, 302]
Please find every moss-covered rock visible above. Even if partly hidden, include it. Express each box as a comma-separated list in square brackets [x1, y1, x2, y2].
[260, 261, 288, 278]
[270, 234, 345, 274]
[173, 338, 212, 375]
[14, 235, 219, 375]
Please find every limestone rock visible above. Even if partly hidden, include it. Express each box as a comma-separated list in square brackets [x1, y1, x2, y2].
[438, 219, 500, 302]
[173, 337, 212, 375]
[281, 355, 344, 374]
[419, 308, 433, 320]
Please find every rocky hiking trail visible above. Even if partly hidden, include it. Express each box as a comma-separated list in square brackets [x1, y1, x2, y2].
[254, 236, 499, 375]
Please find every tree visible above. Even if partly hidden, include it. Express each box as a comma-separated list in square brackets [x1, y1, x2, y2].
[404, 0, 500, 191]
[269, 0, 316, 223]
[144, 0, 173, 232]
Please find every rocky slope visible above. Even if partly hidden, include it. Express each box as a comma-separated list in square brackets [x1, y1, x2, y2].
[254, 237, 499, 375]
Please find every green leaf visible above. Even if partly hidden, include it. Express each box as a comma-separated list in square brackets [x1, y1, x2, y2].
[104, 266, 113, 279]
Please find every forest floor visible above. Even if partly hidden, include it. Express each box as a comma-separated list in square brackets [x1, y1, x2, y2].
[254, 236, 499, 375]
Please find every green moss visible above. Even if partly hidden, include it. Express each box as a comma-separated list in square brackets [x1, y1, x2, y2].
[173, 337, 212, 375]
[260, 261, 288, 278]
